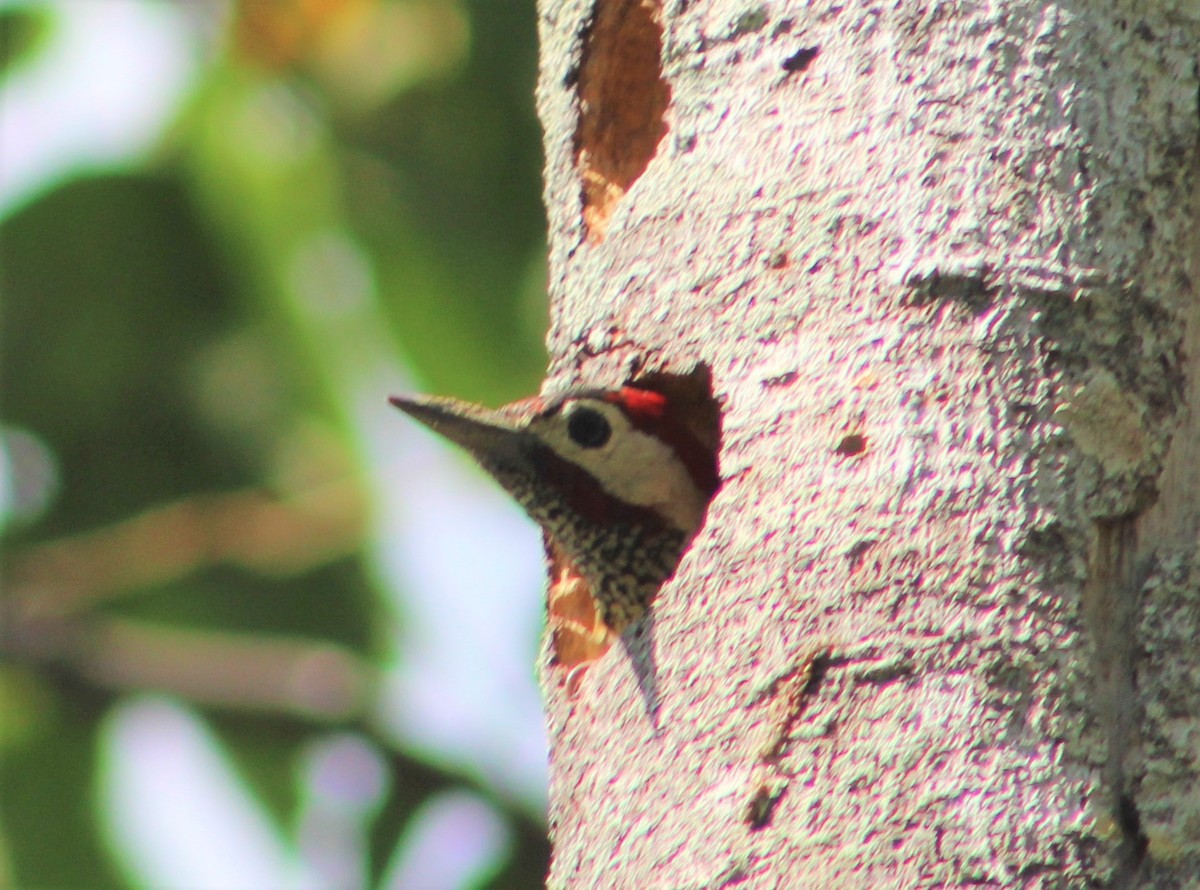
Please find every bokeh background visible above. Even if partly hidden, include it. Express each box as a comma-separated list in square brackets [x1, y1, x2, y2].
[0, 1, 553, 886]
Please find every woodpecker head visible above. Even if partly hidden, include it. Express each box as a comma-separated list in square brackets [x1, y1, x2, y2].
[390, 385, 719, 630]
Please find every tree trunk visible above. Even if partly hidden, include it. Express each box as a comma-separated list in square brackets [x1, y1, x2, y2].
[534, 1, 1200, 886]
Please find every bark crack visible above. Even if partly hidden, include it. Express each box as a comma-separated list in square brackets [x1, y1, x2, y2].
[1082, 517, 1148, 883]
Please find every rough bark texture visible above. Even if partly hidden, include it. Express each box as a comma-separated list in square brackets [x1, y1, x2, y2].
[534, 1, 1200, 886]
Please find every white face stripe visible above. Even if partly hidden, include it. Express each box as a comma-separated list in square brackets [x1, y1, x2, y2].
[529, 398, 707, 533]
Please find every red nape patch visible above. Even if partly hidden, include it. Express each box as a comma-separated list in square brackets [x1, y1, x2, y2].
[607, 386, 667, 421]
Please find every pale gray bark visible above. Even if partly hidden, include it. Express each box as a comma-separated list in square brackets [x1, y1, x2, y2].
[535, 1, 1200, 886]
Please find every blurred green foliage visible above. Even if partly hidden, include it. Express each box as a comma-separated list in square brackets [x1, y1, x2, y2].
[0, 1, 551, 886]
[0, 5, 51, 77]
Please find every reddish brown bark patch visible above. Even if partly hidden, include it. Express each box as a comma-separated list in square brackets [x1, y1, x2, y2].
[835, 433, 867, 456]
[575, 0, 670, 242]
[546, 539, 613, 671]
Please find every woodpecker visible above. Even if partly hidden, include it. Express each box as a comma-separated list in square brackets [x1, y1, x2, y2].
[389, 385, 719, 633]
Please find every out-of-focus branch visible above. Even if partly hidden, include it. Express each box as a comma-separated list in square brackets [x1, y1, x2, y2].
[6, 478, 368, 618]
[2, 610, 371, 721]
[97, 620, 363, 718]
[0, 479, 373, 720]
[7, 616, 372, 721]
[118, 618, 367, 719]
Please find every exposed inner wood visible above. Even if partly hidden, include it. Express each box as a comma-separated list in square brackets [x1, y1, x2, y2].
[575, 0, 670, 242]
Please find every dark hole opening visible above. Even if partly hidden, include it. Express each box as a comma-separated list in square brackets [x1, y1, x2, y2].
[782, 45, 819, 73]
[836, 433, 867, 456]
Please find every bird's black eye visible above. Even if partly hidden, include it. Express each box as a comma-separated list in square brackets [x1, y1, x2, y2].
[566, 406, 611, 448]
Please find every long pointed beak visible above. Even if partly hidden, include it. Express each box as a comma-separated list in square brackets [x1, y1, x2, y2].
[389, 394, 525, 462]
